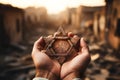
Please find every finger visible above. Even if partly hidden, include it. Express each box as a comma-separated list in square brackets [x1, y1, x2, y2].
[73, 35, 79, 39]
[34, 37, 43, 47]
[34, 37, 45, 50]
[80, 37, 87, 48]
[67, 32, 74, 37]
[80, 37, 89, 54]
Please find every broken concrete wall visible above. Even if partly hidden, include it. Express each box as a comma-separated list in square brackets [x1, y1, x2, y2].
[24, 7, 48, 30]
[93, 8, 105, 41]
[75, 6, 104, 30]
[4, 11, 23, 44]
[76, 6, 82, 28]
[0, 4, 24, 45]
[67, 8, 78, 26]
[106, 0, 120, 49]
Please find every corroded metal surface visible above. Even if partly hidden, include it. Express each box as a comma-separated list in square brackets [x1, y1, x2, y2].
[44, 27, 80, 64]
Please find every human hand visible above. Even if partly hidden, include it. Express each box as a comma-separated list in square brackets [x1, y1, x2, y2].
[32, 32, 91, 80]
[31, 37, 61, 80]
[60, 33, 91, 80]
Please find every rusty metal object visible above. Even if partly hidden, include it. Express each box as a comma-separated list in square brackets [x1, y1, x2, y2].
[44, 27, 80, 64]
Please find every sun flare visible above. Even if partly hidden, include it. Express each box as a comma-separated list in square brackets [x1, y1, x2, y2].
[0, 0, 105, 14]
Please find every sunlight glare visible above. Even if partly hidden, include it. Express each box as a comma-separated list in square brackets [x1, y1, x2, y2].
[0, 0, 105, 14]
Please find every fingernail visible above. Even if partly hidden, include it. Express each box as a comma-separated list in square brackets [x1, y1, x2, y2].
[38, 36, 44, 43]
[81, 37, 84, 40]
[73, 35, 78, 38]
[68, 32, 74, 37]
[41, 36, 44, 39]
[81, 37, 85, 43]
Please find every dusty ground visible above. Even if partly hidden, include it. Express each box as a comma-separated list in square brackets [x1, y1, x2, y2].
[0, 25, 120, 80]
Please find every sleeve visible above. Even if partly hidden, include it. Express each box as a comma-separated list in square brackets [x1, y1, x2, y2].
[33, 77, 82, 80]
[33, 77, 48, 80]
[73, 78, 82, 80]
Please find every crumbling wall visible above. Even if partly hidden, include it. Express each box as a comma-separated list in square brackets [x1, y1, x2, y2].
[0, 4, 24, 45]
[93, 8, 105, 41]
[107, 0, 120, 49]
[4, 11, 23, 44]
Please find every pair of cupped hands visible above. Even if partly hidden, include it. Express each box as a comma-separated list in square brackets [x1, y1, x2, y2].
[32, 32, 91, 80]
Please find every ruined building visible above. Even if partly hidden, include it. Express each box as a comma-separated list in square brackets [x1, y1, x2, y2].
[93, 7, 105, 41]
[105, 0, 120, 49]
[0, 4, 24, 46]
[67, 6, 104, 28]
[24, 7, 48, 30]
[92, 0, 120, 49]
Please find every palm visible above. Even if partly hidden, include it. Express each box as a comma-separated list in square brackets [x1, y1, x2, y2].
[32, 51, 61, 77]
[60, 38, 91, 79]
[61, 52, 90, 78]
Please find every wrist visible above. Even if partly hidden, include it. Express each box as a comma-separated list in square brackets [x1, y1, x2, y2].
[35, 70, 48, 78]
[35, 69, 59, 80]
[62, 72, 83, 80]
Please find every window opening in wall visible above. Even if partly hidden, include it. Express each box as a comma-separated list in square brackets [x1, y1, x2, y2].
[97, 14, 100, 34]
[115, 19, 120, 37]
[16, 19, 20, 33]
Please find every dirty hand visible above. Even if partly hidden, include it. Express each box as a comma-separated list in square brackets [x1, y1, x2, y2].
[31, 37, 60, 80]
[61, 33, 91, 80]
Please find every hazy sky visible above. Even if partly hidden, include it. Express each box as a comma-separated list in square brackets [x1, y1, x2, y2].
[0, 0, 105, 14]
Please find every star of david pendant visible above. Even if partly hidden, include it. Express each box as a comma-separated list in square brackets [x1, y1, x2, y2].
[43, 27, 80, 64]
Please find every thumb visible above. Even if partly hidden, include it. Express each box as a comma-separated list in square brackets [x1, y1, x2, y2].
[80, 37, 87, 48]
[34, 37, 45, 50]
[80, 37, 89, 54]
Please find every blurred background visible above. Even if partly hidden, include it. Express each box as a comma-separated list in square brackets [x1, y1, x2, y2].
[0, 0, 120, 80]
